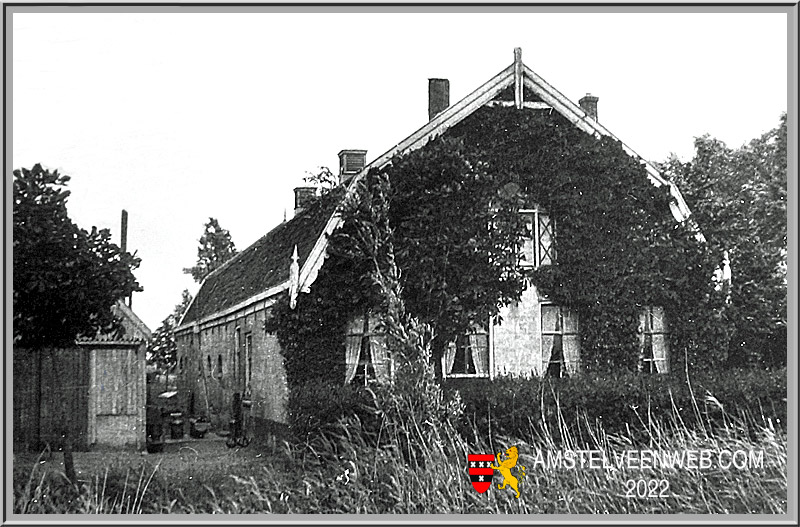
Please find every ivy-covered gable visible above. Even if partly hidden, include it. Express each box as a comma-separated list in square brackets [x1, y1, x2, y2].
[265, 49, 726, 388]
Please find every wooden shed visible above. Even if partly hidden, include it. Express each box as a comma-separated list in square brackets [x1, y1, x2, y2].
[13, 300, 151, 451]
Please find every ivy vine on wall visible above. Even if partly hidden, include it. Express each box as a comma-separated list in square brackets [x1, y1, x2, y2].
[268, 106, 730, 389]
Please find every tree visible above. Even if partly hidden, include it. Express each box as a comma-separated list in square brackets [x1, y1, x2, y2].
[183, 217, 237, 283]
[13, 163, 142, 347]
[147, 289, 193, 371]
[304, 166, 338, 194]
[659, 113, 787, 367]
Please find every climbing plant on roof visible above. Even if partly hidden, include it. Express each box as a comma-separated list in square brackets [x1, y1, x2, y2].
[269, 105, 730, 386]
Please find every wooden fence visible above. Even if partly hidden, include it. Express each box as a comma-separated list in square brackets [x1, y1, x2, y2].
[13, 347, 91, 451]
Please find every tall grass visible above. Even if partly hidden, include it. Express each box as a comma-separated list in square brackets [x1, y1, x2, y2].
[13, 383, 787, 515]
[14, 453, 161, 514]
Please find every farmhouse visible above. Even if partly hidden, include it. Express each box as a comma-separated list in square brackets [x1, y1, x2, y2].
[175, 49, 707, 431]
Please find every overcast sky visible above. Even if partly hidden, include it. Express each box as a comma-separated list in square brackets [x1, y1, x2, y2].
[11, 9, 789, 330]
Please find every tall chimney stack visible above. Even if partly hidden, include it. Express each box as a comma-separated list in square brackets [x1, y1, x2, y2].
[428, 78, 450, 121]
[579, 93, 599, 121]
[338, 149, 367, 182]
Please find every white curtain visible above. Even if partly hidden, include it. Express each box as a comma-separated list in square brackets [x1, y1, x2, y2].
[563, 335, 581, 376]
[369, 313, 390, 383]
[470, 332, 489, 376]
[443, 341, 457, 375]
[344, 315, 365, 385]
[653, 335, 669, 374]
[344, 336, 362, 385]
[540, 335, 553, 375]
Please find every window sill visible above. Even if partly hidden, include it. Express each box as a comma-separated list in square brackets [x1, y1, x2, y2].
[444, 373, 490, 379]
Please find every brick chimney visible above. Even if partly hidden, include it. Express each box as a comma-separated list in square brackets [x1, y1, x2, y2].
[294, 186, 317, 216]
[428, 78, 450, 120]
[338, 149, 367, 181]
[579, 93, 599, 121]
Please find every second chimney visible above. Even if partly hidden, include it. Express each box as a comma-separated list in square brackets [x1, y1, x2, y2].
[338, 149, 367, 181]
[294, 186, 317, 216]
[579, 93, 599, 121]
[428, 78, 450, 121]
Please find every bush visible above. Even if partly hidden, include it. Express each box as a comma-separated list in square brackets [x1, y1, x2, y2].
[450, 367, 786, 445]
[287, 380, 380, 444]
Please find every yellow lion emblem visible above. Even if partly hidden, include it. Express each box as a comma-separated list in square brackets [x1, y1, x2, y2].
[490, 446, 526, 498]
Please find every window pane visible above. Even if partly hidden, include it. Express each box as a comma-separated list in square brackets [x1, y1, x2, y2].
[451, 335, 474, 374]
[563, 335, 580, 376]
[539, 214, 555, 265]
[541, 305, 560, 332]
[653, 334, 669, 373]
[562, 308, 579, 334]
[469, 332, 489, 376]
[521, 213, 536, 266]
[545, 333, 564, 378]
[347, 314, 365, 336]
[642, 334, 654, 360]
[651, 306, 667, 333]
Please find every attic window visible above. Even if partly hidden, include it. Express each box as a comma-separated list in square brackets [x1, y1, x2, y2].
[520, 207, 555, 267]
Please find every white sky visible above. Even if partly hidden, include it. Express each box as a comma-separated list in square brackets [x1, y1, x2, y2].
[11, 10, 789, 331]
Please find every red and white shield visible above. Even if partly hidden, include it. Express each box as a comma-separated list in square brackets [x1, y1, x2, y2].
[468, 454, 495, 493]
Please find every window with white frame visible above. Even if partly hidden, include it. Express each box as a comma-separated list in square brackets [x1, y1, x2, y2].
[541, 304, 580, 377]
[519, 207, 555, 268]
[443, 323, 490, 378]
[345, 312, 391, 386]
[638, 306, 669, 374]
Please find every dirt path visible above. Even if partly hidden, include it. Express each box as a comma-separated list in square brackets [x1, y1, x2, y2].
[14, 434, 279, 487]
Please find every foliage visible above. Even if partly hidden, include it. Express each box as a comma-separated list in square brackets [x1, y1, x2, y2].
[183, 217, 237, 283]
[442, 107, 723, 372]
[659, 114, 787, 367]
[264, 188, 357, 388]
[13, 164, 142, 347]
[303, 166, 339, 193]
[383, 136, 528, 377]
[451, 367, 787, 444]
[270, 106, 726, 379]
[146, 289, 193, 371]
[287, 380, 378, 443]
[13, 395, 787, 514]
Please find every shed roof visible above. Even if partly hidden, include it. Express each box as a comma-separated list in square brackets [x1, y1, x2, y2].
[77, 299, 152, 344]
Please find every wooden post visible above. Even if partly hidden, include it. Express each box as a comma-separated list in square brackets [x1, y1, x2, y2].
[514, 47, 523, 110]
[120, 210, 128, 253]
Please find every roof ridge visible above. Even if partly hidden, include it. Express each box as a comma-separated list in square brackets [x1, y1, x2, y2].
[183, 49, 704, 329]
[298, 50, 704, 294]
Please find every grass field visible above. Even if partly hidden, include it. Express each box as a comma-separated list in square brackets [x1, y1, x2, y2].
[12, 389, 787, 515]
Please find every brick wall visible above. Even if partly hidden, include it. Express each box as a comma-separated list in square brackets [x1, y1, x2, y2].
[176, 303, 289, 433]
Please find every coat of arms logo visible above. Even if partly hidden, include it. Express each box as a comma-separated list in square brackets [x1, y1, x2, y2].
[467, 453, 495, 493]
[468, 446, 526, 497]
